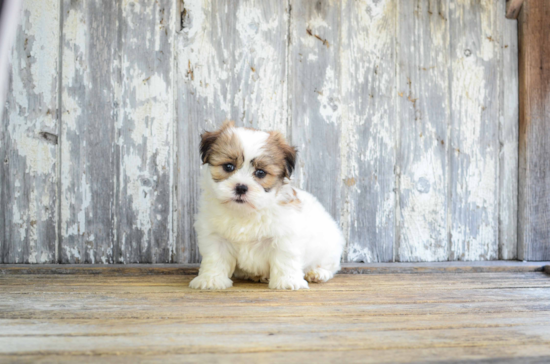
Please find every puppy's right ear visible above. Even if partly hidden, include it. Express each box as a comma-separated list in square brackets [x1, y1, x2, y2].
[200, 120, 235, 164]
[200, 131, 217, 164]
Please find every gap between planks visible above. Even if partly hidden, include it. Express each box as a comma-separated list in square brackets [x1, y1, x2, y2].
[0, 261, 549, 276]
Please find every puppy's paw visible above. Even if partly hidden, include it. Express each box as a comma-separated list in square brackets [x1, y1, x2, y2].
[269, 277, 309, 290]
[189, 275, 233, 290]
[305, 267, 334, 283]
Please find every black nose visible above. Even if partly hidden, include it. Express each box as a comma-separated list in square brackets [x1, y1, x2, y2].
[235, 184, 248, 195]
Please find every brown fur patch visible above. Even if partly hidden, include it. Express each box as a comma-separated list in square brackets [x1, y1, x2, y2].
[278, 188, 302, 210]
[200, 121, 244, 182]
[251, 131, 297, 192]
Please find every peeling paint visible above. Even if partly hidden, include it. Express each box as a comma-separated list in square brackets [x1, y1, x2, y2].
[339, 0, 396, 262]
[59, 0, 119, 264]
[449, 0, 499, 261]
[117, 0, 175, 263]
[1, 0, 59, 263]
[2, 0, 518, 264]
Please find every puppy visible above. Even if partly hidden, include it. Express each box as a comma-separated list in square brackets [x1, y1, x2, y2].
[189, 121, 345, 290]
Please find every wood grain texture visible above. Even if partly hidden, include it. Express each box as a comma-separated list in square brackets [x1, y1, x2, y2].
[396, 0, 450, 262]
[518, 0, 550, 261]
[1, 272, 550, 362]
[288, 0, 341, 221]
[449, 0, 500, 261]
[1, 0, 60, 263]
[116, 0, 175, 263]
[176, 0, 289, 263]
[499, 1, 519, 260]
[506, 0, 524, 20]
[6, 351, 550, 364]
[59, 0, 119, 263]
[1, 261, 549, 276]
[340, 0, 396, 263]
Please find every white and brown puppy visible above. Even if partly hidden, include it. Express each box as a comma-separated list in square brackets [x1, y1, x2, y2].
[190, 121, 344, 290]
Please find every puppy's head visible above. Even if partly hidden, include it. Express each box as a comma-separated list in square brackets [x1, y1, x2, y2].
[200, 121, 296, 211]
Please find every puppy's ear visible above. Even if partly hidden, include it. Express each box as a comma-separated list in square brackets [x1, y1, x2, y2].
[282, 144, 297, 178]
[199, 120, 235, 164]
[268, 131, 297, 178]
[199, 131, 217, 164]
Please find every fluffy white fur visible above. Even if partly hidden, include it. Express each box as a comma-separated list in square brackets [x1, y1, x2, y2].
[190, 126, 344, 290]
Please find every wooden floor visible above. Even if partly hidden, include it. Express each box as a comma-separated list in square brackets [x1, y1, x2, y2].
[1, 266, 550, 363]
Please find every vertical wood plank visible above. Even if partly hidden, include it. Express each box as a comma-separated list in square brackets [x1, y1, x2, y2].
[117, 0, 175, 263]
[288, 0, 341, 223]
[0, 0, 23, 118]
[59, 1, 118, 263]
[518, 0, 550, 261]
[396, 0, 450, 262]
[498, 3, 518, 260]
[449, 0, 499, 261]
[1, 0, 60, 263]
[339, 0, 396, 262]
[176, 0, 289, 262]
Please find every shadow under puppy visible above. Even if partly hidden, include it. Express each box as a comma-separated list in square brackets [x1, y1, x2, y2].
[190, 121, 344, 290]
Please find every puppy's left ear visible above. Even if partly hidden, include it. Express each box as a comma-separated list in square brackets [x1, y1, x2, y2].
[268, 131, 297, 178]
[282, 144, 297, 179]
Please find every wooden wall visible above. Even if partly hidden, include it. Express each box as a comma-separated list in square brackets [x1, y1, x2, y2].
[1, 0, 519, 264]
[517, 0, 550, 261]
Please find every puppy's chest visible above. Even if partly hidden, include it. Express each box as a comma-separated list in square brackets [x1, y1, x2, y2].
[221, 226, 274, 261]
[209, 213, 276, 274]
[216, 220, 273, 274]
[231, 238, 272, 274]
[212, 214, 274, 243]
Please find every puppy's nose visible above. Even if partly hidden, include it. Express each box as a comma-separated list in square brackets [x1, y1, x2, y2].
[235, 184, 248, 196]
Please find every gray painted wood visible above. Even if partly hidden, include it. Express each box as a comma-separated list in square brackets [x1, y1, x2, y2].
[288, 0, 341, 224]
[59, 0, 118, 263]
[60, 0, 175, 264]
[176, 0, 289, 263]
[340, 0, 396, 263]
[518, 0, 550, 261]
[3, 0, 521, 264]
[1, 1, 60, 263]
[116, 0, 175, 263]
[449, 0, 500, 261]
[0, 0, 23, 118]
[499, 2, 519, 260]
[396, 0, 451, 262]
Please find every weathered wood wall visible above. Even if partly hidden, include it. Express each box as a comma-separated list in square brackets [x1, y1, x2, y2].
[518, 0, 550, 261]
[1, 0, 519, 264]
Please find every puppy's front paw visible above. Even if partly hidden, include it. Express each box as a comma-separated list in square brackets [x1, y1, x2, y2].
[269, 277, 309, 290]
[189, 275, 233, 290]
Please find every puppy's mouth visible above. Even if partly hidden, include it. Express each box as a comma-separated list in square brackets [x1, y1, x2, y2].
[221, 197, 248, 204]
[220, 194, 256, 209]
[228, 196, 256, 209]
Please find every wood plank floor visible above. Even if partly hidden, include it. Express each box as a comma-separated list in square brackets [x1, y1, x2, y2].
[1, 270, 550, 363]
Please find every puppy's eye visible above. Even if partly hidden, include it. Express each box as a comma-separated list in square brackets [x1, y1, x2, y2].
[223, 163, 235, 172]
[254, 169, 266, 179]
